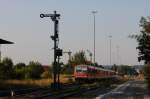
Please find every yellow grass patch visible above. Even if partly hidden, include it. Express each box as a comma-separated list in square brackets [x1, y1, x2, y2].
[0, 74, 74, 89]
[5, 79, 53, 87]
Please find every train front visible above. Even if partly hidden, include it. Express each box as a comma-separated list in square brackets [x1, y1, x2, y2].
[74, 65, 88, 82]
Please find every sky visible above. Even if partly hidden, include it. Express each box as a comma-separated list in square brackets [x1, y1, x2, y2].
[0, 0, 150, 65]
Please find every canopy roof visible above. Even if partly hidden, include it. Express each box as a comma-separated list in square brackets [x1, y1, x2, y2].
[0, 38, 14, 44]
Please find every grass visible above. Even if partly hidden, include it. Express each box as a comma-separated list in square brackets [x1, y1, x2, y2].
[0, 74, 74, 90]
[0, 79, 52, 90]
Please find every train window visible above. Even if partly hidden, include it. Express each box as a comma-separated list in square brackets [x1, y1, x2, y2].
[82, 69, 87, 73]
[76, 69, 82, 72]
[88, 69, 96, 74]
[76, 69, 87, 73]
[76, 67, 87, 73]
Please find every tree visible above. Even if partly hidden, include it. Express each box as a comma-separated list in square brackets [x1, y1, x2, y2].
[41, 71, 52, 79]
[117, 65, 129, 75]
[14, 62, 26, 79]
[1, 57, 14, 79]
[41, 66, 52, 78]
[144, 63, 150, 89]
[0, 62, 5, 79]
[61, 51, 88, 74]
[70, 51, 87, 66]
[14, 63, 26, 69]
[130, 16, 150, 89]
[61, 64, 74, 74]
[26, 61, 44, 79]
[111, 64, 118, 72]
[130, 17, 150, 63]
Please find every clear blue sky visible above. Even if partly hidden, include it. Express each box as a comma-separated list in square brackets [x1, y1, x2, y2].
[0, 0, 150, 65]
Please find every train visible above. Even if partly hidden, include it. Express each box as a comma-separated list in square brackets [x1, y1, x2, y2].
[74, 64, 116, 82]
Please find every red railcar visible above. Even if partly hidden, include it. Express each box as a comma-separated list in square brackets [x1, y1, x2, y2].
[74, 65, 116, 81]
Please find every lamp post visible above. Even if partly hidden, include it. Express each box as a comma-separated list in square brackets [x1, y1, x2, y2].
[109, 35, 112, 66]
[87, 49, 92, 63]
[92, 11, 97, 64]
[116, 45, 119, 65]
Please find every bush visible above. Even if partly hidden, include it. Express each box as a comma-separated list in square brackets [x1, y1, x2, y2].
[26, 61, 44, 79]
[41, 71, 52, 79]
[144, 63, 150, 89]
[61, 64, 74, 74]
[0, 57, 14, 79]
[14, 63, 26, 79]
[14, 68, 26, 79]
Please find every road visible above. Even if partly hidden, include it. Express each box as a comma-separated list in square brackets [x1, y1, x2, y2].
[96, 80, 150, 99]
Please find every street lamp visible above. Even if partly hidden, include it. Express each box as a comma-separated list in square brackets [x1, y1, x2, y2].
[109, 35, 112, 66]
[92, 11, 97, 64]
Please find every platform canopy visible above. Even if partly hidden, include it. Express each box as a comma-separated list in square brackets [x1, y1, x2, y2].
[0, 38, 14, 44]
[0, 38, 14, 62]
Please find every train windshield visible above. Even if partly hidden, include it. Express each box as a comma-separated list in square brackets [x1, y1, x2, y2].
[76, 66, 87, 73]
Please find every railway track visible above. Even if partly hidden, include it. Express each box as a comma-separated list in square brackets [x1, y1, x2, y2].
[0, 87, 43, 97]
[4, 82, 78, 99]
[0, 82, 74, 98]
[30, 85, 79, 99]
[43, 83, 112, 99]
[7, 82, 95, 99]
[29, 82, 107, 99]
[0, 81, 119, 99]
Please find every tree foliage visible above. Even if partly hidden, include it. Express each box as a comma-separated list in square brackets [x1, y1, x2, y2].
[111, 65, 138, 76]
[130, 16, 150, 89]
[26, 61, 44, 79]
[111, 64, 118, 72]
[14, 62, 26, 79]
[118, 65, 137, 76]
[0, 62, 5, 79]
[41, 66, 52, 78]
[14, 63, 26, 69]
[0, 57, 46, 80]
[144, 63, 150, 89]
[61, 51, 88, 74]
[41, 71, 52, 78]
[70, 51, 87, 66]
[130, 17, 150, 63]
[61, 64, 74, 74]
[0, 57, 14, 79]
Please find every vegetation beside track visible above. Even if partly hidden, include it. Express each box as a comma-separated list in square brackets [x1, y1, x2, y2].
[0, 75, 126, 99]
[0, 74, 74, 90]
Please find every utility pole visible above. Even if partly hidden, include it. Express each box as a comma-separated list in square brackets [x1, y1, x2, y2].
[40, 11, 62, 89]
[92, 11, 97, 64]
